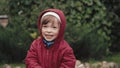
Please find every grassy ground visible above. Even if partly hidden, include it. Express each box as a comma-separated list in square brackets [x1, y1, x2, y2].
[88, 53, 120, 64]
[0, 63, 25, 68]
[102, 53, 120, 64]
[10, 63, 25, 68]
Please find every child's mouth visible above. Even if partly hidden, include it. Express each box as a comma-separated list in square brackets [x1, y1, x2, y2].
[45, 35, 53, 39]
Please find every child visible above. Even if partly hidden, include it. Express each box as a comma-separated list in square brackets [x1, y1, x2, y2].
[25, 9, 76, 68]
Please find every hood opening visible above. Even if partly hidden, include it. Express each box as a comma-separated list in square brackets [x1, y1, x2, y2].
[38, 9, 66, 44]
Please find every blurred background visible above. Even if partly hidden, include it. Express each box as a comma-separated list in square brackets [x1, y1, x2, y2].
[0, 0, 120, 67]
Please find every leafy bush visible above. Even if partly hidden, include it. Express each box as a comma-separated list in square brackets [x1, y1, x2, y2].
[101, 0, 120, 52]
[0, 0, 115, 63]
[49, 0, 111, 59]
[0, 22, 32, 63]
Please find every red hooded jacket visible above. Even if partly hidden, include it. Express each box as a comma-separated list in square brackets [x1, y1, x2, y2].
[25, 9, 76, 68]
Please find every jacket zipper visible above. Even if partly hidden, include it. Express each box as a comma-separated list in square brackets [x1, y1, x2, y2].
[46, 49, 49, 68]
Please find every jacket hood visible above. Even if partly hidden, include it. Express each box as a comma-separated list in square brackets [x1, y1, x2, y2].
[38, 9, 66, 43]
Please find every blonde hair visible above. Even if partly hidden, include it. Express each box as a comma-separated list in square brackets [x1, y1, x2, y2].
[41, 15, 60, 25]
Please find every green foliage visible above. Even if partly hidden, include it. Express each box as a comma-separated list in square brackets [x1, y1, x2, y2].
[0, 24, 32, 63]
[45, 0, 111, 59]
[1, 0, 119, 63]
[0, 0, 9, 15]
[101, 0, 120, 52]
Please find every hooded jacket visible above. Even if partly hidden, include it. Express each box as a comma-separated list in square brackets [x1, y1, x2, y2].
[25, 9, 76, 68]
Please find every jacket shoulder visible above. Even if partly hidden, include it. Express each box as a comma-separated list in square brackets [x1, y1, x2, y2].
[30, 38, 41, 48]
[59, 40, 73, 51]
[32, 37, 41, 44]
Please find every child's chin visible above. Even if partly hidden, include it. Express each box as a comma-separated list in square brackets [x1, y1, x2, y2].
[46, 39, 53, 41]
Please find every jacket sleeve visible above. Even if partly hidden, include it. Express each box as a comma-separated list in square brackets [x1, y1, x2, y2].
[25, 41, 42, 68]
[60, 48, 76, 68]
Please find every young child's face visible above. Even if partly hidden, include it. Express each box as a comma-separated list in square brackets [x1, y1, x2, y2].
[41, 16, 60, 41]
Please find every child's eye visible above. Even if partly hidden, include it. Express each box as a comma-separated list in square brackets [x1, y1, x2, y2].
[53, 26, 57, 28]
[43, 25, 47, 27]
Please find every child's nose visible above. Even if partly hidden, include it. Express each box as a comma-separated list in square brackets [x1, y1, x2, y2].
[46, 28, 52, 32]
